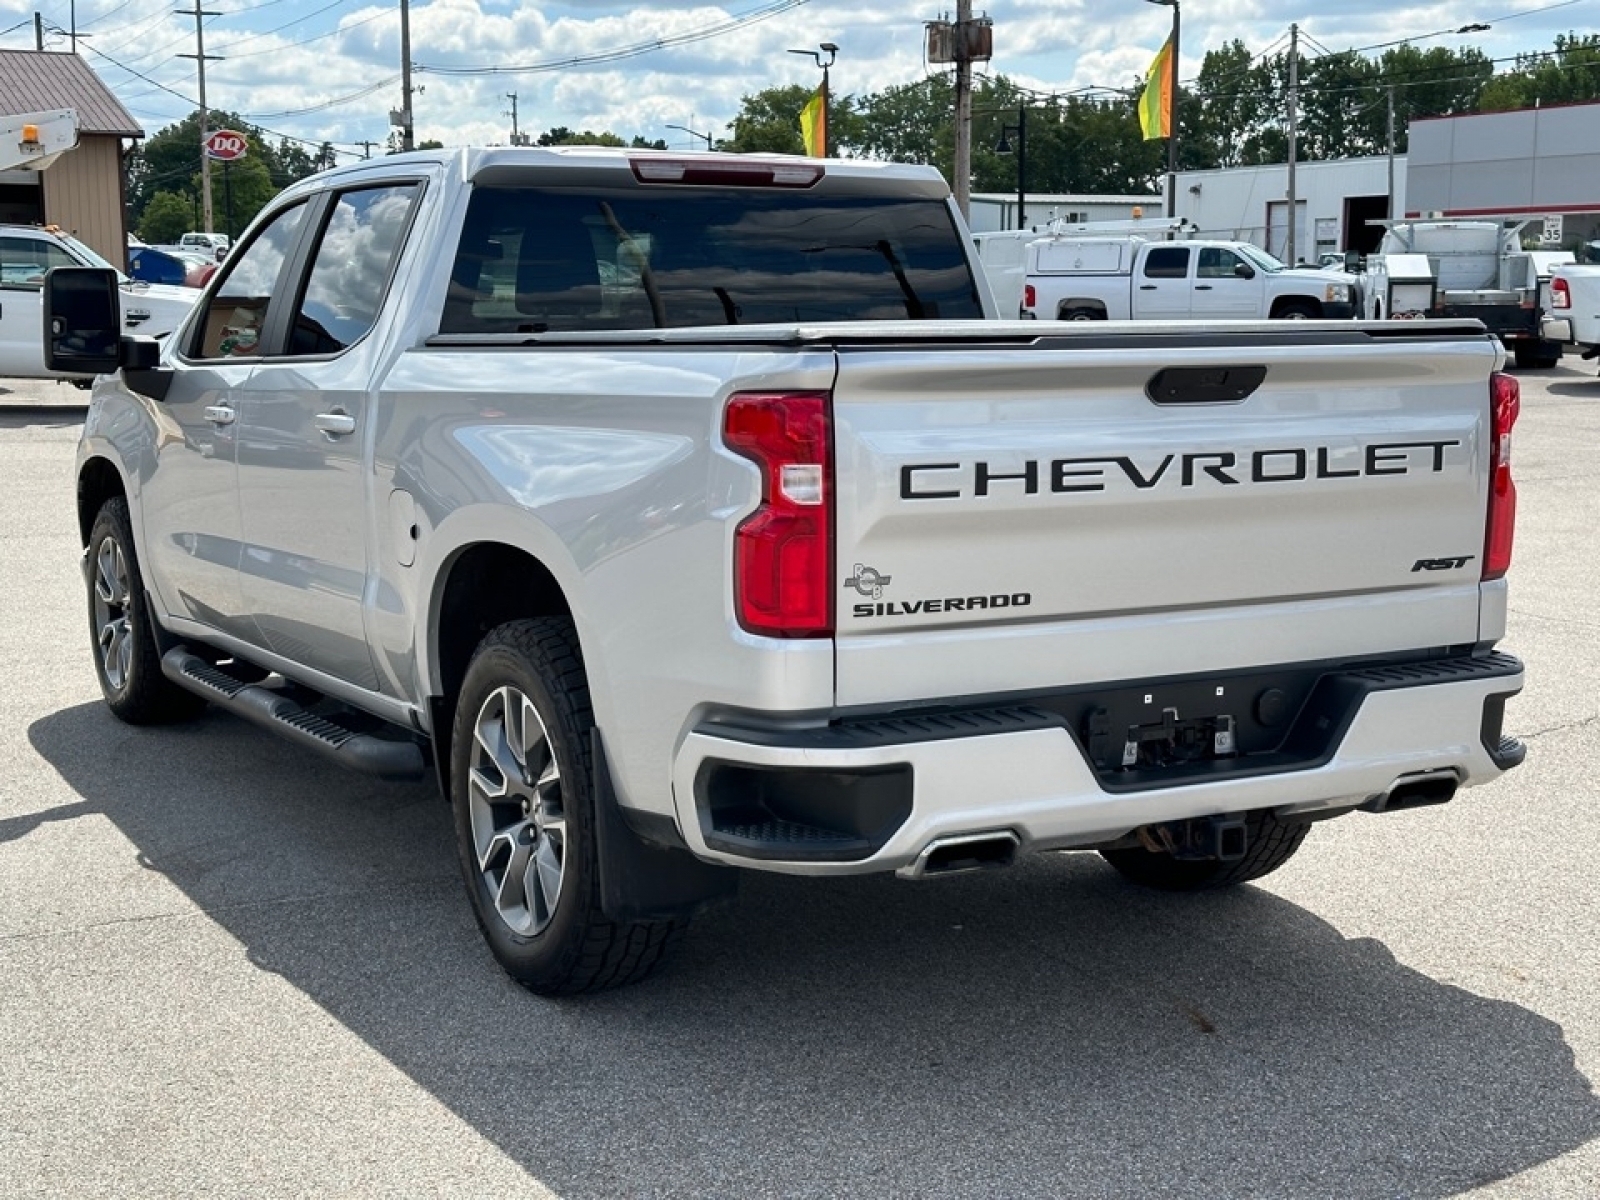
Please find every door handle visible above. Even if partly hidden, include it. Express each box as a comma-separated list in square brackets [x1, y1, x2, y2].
[314, 411, 357, 436]
[1195, 284, 1214, 291]
[1139, 285, 1158, 291]
[203, 404, 235, 425]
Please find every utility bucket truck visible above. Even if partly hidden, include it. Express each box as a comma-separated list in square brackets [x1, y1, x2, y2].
[1362, 217, 1572, 368]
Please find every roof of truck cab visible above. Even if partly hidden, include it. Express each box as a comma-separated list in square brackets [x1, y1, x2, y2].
[280, 146, 951, 199]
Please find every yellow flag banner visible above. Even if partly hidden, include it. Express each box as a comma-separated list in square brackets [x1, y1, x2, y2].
[1138, 35, 1173, 141]
[800, 87, 826, 157]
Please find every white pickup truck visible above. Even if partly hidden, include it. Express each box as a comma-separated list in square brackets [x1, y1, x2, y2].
[47, 147, 1524, 994]
[1, 224, 195, 380]
[1543, 263, 1600, 372]
[1020, 235, 1359, 322]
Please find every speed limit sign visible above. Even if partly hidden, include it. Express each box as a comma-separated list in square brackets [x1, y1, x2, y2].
[203, 130, 248, 161]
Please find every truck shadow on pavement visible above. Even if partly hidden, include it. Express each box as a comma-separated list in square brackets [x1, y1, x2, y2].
[27, 701, 1600, 1200]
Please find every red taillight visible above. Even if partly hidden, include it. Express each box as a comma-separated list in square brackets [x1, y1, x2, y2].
[1484, 371, 1519, 581]
[1551, 276, 1571, 310]
[1023, 283, 1036, 311]
[723, 392, 833, 637]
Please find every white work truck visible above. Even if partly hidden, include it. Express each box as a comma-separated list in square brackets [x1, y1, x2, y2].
[1020, 235, 1359, 321]
[46, 147, 1524, 994]
[1543, 263, 1600, 372]
[1, 225, 196, 380]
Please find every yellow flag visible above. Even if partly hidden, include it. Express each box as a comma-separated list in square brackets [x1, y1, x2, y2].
[799, 87, 826, 157]
[1138, 36, 1173, 141]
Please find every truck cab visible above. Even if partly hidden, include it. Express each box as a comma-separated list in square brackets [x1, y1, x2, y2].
[1021, 235, 1358, 322]
[0, 225, 197, 379]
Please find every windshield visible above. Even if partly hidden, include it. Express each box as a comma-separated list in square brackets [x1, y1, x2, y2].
[63, 234, 129, 283]
[1234, 243, 1286, 274]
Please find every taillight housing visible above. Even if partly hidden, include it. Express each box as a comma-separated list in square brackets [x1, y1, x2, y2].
[1550, 276, 1571, 310]
[723, 392, 833, 637]
[1023, 283, 1036, 312]
[1484, 371, 1519, 581]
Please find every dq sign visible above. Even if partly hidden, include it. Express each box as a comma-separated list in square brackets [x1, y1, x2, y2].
[203, 130, 249, 162]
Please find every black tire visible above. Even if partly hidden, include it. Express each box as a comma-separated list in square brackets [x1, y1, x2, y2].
[1060, 306, 1104, 321]
[1513, 340, 1561, 369]
[449, 617, 685, 994]
[86, 497, 205, 725]
[1274, 301, 1319, 320]
[1099, 809, 1310, 892]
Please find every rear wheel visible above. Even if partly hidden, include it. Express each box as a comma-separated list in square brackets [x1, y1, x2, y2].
[1513, 340, 1561, 369]
[449, 617, 685, 994]
[87, 498, 205, 725]
[1099, 810, 1310, 891]
[1060, 306, 1103, 322]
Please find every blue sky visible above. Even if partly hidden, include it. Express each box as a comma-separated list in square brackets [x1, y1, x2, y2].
[4, 0, 1593, 161]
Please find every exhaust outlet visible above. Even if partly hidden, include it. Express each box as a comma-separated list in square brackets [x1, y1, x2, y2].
[1361, 769, 1460, 814]
[897, 831, 1020, 879]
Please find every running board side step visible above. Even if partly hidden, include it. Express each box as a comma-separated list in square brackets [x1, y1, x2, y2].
[160, 647, 426, 780]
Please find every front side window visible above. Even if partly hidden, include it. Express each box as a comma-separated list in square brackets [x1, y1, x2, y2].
[1197, 247, 1247, 278]
[288, 184, 419, 356]
[441, 186, 983, 334]
[1143, 247, 1191, 279]
[190, 202, 307, 359]
[0, 236, 79, 290]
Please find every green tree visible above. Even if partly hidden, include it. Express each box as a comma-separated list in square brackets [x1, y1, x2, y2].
[213, 155, 279, 240]
[136, 190, 192, 244]
[722, 84, 863, 154]
[1477, 33, 1600, 111]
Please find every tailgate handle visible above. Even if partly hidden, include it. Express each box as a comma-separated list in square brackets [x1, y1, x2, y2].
[1146, 365, 1267, 406]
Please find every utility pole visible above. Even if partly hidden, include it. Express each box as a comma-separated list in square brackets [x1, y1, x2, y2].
[506, 92, 521, 145]
[398, 0, 415, 151]
[34, 12, 42, 50]
[953, 0, 973, 219]
[1285, 22, 1299, 265]
[359, 139, 377, 159]
[1386, 84, 1397, 219]
[177, 1, 222, 234]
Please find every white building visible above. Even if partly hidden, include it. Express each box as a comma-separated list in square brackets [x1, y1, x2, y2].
[968, 192, 1163, 234]
[1172, 156, 1406, 264]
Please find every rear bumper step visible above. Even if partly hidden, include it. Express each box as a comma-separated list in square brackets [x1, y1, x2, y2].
[160, 648, 426, 780]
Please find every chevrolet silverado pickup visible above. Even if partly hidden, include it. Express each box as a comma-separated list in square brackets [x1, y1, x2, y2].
[46, 147, 1525, 994]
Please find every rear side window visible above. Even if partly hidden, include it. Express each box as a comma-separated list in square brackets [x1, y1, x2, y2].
[1143, 247, 1191, 279]
[288, 184, 419, 356]
[440, 186, 983, 333]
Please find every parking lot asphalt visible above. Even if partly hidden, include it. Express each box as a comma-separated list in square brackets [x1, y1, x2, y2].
[2, 360, 1598, 1198]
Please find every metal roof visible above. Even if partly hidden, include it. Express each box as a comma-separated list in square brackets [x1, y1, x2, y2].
[0, 50, 141, 138]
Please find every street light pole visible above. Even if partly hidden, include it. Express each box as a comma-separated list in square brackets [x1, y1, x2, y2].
[997, 107, 1028, 230]
[1145, 0, 1179, 218]
[666, 123, 714, 150]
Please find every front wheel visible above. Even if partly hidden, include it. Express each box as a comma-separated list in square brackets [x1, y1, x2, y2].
[86, 498, 205, 725]
[1099, 810, 1310, 891]
[1273, 301, 1319, 320]
[449, 618, 685, 994]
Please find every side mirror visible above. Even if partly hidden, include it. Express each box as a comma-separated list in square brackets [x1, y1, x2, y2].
[44, 267, 121, 374]
[1234, 262, 1256, 280]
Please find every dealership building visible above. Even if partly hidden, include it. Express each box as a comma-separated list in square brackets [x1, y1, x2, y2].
[1165, 100, 1600, 263]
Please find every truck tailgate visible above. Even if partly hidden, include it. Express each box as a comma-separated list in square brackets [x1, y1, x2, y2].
[830, 325, 1499, 708]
